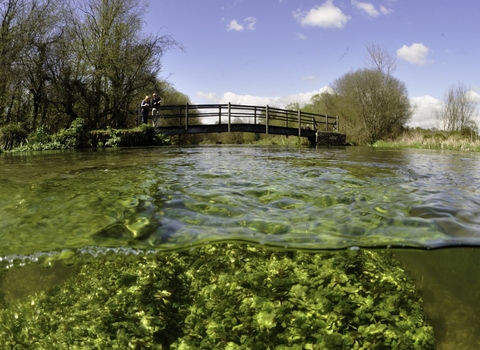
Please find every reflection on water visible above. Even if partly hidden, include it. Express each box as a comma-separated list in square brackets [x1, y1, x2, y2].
[0, 146, 480, 348]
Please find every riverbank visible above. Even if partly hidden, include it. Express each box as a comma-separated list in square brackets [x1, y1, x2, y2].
[374, 130, 480, 152]
[0, 119, 167, 153]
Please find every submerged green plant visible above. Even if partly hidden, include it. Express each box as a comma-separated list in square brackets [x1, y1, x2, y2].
[173, 246, 434, 349]
[0, 245, 435, 349]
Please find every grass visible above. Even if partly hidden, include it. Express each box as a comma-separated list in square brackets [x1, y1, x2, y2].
[374, 130, 480, 152]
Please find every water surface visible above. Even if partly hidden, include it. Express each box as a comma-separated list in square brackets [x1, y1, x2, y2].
[1, 146, 479, 259]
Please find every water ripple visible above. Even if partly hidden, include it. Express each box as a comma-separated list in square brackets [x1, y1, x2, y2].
[1, 146, 480, 256]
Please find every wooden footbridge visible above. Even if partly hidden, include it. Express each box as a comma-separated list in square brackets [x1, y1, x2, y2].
[147, 103, 346, 146]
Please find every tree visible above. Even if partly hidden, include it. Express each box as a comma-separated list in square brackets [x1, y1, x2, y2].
[0, 0, 61, 126]
[364, 43, 398, 76]
[435, 83, 478, 133]
[62, 0, 180, 130]
[18, 0, 65, 131]
[298, 44, 410, 144]
[327, 69, 412, 145]
[0, 0, 183, 134]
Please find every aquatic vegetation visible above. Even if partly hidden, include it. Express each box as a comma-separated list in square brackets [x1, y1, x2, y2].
[0, 245, 434, 349]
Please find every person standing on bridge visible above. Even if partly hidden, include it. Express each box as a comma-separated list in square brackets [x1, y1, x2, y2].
[140, 95, 150, 125]
[151, 92, 162, 127]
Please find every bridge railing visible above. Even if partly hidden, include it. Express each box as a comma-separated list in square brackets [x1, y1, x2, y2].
[151, 103, 339, 134]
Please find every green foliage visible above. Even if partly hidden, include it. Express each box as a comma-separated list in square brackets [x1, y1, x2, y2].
[52, 118, 86, 149]
[0, 245, 435, 349]
[0, 0, 182, 134]
[104, 127, 122, 147]
[7, 120, 169, 152]
[28, 126, 51, 144]
[301, 69, 412, 145]
[0, 123, 29, 151]
[0, 253, 190, 349]
[174, 246, 434, 349]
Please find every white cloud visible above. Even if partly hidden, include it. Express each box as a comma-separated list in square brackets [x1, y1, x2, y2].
[296, 32, 307, 40]
[244, 17, 256, 31]
[466, 90, 480, 104]
[380, 6, 392, 15]
[408, 95, 442, 128]
[302, 76, 318, 82]
[227, 19, 243, 32]
[293, 0, 351, 29]
[351, 0, 379, 17]
[397, 43, 431, 65]
[196, 87, 333, 108]
[227, 17, 257, 32]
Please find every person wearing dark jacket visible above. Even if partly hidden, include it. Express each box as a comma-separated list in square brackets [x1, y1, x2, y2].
[151, 93, 162, 126]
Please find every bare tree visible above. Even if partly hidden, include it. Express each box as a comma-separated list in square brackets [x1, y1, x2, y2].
[435, 83, 477, 132]
[0, 0, 32, 124]
[364, 43, 398, 76]
[47, 0, 182, 130]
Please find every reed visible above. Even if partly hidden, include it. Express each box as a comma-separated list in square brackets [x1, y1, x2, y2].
[375, 130, 480, 152]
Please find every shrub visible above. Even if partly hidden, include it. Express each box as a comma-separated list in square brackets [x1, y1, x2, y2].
[53, 118, 86, 149]
[28, 126, 51, 144]
[0, 124, 29, 151]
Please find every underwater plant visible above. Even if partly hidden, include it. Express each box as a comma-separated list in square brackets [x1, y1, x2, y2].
[0, 245, 435, 349]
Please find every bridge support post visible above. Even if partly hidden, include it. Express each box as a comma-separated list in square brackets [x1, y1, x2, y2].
[185, 103, 189, 131]
[325, 114, 328, 131]
[266, 105, 269, 135]
[228, 102, 231, 132]
[298, 110, 301, 137]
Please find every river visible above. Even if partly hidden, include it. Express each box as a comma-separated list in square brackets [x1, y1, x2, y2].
[1, 145, 480, 348]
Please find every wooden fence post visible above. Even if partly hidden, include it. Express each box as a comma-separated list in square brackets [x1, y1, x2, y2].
[325, 114, 328, 131]
[266, 105, 269, 135]
[298, 109, 301, 137]
[228, 102, 231, 132]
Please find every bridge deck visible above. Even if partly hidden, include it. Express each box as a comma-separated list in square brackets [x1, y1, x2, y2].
[145, 103, 346, 145]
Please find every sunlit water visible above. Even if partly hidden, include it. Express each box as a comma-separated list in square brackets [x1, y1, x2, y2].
[1, 146, 479, 258]
[1, 145, 480, 348]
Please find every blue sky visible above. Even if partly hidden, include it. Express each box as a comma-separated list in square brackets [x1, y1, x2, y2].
[146, 0, 480, 128]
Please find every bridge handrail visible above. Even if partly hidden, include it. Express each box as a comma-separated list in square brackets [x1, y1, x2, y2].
[149, 103, 339, 133]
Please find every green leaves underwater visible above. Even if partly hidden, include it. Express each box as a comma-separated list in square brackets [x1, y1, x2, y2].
[0, 245, 434, 349]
